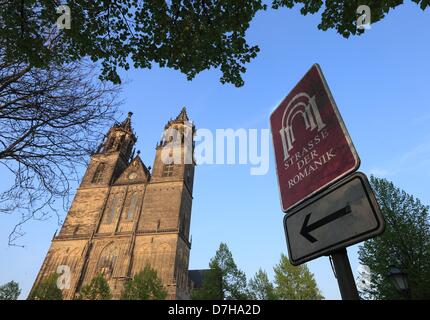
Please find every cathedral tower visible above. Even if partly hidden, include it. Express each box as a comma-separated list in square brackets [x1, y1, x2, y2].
[30, 108, 196, 299]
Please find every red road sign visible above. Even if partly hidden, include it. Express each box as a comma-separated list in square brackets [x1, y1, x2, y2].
[270, 64, 360, 212]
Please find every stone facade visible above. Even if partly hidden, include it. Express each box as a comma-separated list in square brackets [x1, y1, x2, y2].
[30, 108, 196, 300]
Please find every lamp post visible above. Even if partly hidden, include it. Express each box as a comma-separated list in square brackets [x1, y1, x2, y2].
[388, 266, 410, 299]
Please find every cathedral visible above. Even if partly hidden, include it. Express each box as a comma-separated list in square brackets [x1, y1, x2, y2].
[30, 108, 196, 299]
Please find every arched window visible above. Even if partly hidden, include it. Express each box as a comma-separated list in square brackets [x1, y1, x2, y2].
[98, 243, 118, 279]
[105, 137, 115, 152]
[92, 163, 106, 183]
[117, 135, 125, 151]
[126, 193, 138, 220]
[186, 166, 191, 184]
[126, 140, 134, 156]
[105, 195, 118, 224]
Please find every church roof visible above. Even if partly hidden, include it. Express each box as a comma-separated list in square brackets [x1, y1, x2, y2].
[188, 269, 211, 289]
[114, 153, 151, 185]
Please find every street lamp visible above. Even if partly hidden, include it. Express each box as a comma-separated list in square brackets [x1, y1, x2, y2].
[388, 266, 409, 297]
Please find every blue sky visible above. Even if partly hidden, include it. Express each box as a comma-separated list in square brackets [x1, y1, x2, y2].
[1, 3, 429, 299]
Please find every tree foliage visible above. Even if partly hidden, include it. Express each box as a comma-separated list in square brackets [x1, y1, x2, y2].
[212, 243, 249, 299]
[0, 0, 265, 87]
[272, 0, 430, 38]
[358, 176, 430, 299]
[247, 269, 276, 300]
[78, 273, 112, 300]
[121, 265, 168, 300]
[192, 245, 323, 300]
[1, 1, 428, 87]
[28, 273, 63, 300]
[192, 242, 248, 300]
[274, 254, 323, 300]
[0, 280, 21, 300]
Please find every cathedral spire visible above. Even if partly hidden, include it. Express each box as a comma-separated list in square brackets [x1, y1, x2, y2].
[175, 107, 189, 122]
[164, 107, 191, 130]
[119, 111, 133, 131]
[98, 111, 137, 159]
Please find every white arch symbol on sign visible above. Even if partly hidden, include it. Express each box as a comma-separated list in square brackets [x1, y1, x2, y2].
[279, 93, 326, 160]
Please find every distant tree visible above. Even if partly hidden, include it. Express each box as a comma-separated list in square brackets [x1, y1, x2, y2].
[28, 273, 62, 300]
[78, 273, 112, 300]
[120, 265, 167, 300]
[274, 254, 323, 300]
[248, 269, 276, 300]
[358, 176, 430, 299]
[272, 0, 430, 38]
[212, 243, 249, 300]
[0, 281, 21, 300]
[192, 243, 248, 300]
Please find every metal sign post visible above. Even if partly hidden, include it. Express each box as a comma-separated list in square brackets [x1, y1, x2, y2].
[330, 248, 360, 300]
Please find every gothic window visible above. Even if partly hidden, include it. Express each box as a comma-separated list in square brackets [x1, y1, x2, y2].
[162, 164, 174, 177]
[156, 243, 170, 282]
[117, 135, 125, 151]
[184, 201, 191, 239]
[98, 244, 118, 279]
[186, 166, 191, 184]
[179, 202, 186, 235]
[179, 200, 191, 239]
[105, 195, 118, 224]
[105, 137, 115, 151]
[126, 193, 138, 220]
[92, 163, 106, 183]
[126, 140, 133, 155]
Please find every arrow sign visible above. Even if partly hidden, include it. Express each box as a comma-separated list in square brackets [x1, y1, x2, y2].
[300, 205, 352, 243]
[283, 172, 385, 266]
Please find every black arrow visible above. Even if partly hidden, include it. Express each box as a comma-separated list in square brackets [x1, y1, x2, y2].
[300, 205, 352, 243]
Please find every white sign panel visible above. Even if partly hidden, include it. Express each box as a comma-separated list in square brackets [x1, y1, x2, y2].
[284, 172, 385, 265]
